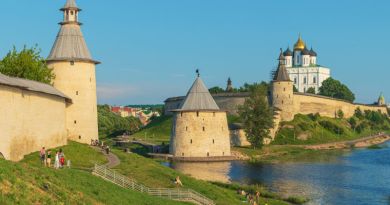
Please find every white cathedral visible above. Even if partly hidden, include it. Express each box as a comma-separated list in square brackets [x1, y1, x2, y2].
[282, 35, 331, 93]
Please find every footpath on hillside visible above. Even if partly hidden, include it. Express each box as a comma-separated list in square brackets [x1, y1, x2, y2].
[92, 146, 120, 168]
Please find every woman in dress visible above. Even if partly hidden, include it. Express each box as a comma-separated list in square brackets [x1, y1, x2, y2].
[54, 151, 60, 169]
[46, 150, 52, 167]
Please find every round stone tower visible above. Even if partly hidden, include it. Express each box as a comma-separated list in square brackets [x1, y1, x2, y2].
[47, 0, 99, 144]
[272, 49, 294, 121]
[170, 72, 231, 159]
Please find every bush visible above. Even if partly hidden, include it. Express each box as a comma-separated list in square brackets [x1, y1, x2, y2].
[319, 120, 344, 135]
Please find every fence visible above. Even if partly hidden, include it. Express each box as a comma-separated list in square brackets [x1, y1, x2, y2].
[92, 164, 215, 205]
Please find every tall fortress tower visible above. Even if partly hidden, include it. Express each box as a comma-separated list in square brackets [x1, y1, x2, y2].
[170, 72, 231, 159]
[47, 0, 99, 144]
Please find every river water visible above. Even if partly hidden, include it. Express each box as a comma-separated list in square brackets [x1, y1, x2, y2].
[164, 142, 390, 205]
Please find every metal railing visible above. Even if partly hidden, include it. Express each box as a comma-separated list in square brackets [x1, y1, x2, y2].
[92, 164, 215, 205]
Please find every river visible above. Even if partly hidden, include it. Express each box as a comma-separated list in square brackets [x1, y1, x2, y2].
[163, 142, 390, 205]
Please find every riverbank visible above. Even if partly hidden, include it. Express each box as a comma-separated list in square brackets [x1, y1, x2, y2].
[304, 133, 390, 150]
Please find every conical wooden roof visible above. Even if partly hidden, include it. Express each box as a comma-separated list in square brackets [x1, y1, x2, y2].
[178, 77, 220, 111]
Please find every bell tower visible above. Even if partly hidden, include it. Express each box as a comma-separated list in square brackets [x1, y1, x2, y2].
[47, 0, 99, 144]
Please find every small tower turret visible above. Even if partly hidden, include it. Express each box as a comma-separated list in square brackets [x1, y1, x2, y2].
[293, 34, 305, 66]
[301, 47, 311, 67]
[283, 47, 293, 68]
[226, 77, 233, 92]
[378, 93, 386, 106]
[310, 47, 317, 65]
[272, 49, 294, 121]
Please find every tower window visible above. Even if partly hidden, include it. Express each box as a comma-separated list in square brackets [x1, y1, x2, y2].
[70, 61, 75, 65]
[213, 139, 215, 144]
[180, 112, 183, 117]
[213, 112, 216, 117]
[282, 100, 284, 104]
[182, 153, 184, 156]
[74, 120, 77, 124]
[203, 127, 205, 131]
[78, 135, 81, 139]
[207, 152, 210, 157]
[284, 88, 286, 91]
[196, 112, 199, 117]
[186, 126, 188, 131]
[190, 139, 192, 144]
[76, 91, 79, 95]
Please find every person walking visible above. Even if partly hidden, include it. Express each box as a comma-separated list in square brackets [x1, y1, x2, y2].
[46, 150, 52, 167]
[40, 147, 46, 166]
[105, 146, 110, 155]
[54, 151, 60, 169]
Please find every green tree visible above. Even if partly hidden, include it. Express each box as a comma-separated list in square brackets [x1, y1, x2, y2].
[208, 86, 225, 94]
[238, 84, 274, 148]
[318, 77, 355, 102]
[337, 109, 344, 119]
[0, 46, 55, 84]
[293, 85, 298, 92]
[306, 87, 316, 94]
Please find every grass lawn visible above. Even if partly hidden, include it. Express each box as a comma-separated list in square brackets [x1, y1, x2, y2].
[130, 115, 172, 144]
[1, 141, 189, 205]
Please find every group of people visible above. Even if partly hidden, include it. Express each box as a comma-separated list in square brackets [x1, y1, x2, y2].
[39, 147, 67, 169]
[237, 189, 262, 205]
[91, 139, 110, 155]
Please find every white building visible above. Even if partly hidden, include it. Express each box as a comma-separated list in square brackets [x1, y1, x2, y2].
[283, 35, 331, 93]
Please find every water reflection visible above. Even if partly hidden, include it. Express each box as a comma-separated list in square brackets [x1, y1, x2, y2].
[164, 142, 390, 205]
[169, 162, 232, 183]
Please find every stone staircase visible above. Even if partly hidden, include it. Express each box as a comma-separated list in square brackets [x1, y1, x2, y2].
[92, 164, 215, 205]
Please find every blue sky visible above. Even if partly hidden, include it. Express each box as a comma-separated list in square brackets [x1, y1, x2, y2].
[0, 0, 389, 105]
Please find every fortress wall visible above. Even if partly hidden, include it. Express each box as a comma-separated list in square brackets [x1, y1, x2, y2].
[0, 85, 67, 161]
[170, 111, 231, 157]
[48, 61, 98, 144]
[293, 94, 388, 118]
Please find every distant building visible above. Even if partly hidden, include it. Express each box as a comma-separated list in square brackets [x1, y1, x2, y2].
[377, 93, 386, 106]
[226, 77, 233, 92]
[283, 35, 331, 93]
[110, 106, 138, 117]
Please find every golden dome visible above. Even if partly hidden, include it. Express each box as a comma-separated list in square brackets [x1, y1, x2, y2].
[294, 35, 306, 50]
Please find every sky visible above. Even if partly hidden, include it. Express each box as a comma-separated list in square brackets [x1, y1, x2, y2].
[0, 0, 389, 105]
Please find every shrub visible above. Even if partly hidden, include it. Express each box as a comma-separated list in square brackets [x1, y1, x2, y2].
[319, 120, 344, 135]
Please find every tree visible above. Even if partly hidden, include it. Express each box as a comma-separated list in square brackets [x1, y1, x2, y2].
[337, 109, 344, 119]
[293, 85, 298, 92]
[318, 77, 355, 102]
[208, 86, 225, 94]
[306, 87, 316, 94]
[238, 83, 274, 148]
[0, 46, 55, 84]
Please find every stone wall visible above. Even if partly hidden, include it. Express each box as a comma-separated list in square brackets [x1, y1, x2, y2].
[170, 111, 231, 157]
[48, 61, 98, 144]
[0, 85, 68, 161]
[293, 93, 388, 118]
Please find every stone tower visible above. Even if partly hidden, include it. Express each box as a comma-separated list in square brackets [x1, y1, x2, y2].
[47, 0, 99, 144]
[271, 49, 294, 121]
[169, 72, 231, 159]
[226, 77, 233, 92]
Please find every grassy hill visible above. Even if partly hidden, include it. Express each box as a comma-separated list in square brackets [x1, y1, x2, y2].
[273, 112, 390, 145]
[131, 115, 172, 144]
[0, 141, 296, 204]
[0, 142, 189, 205]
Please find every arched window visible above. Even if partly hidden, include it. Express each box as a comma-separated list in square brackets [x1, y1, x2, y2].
[313, 77, 317, 84]
[304, 77, 307, 84]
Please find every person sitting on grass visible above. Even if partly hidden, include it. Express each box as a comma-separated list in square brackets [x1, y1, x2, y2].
[174, 176, 183, 187]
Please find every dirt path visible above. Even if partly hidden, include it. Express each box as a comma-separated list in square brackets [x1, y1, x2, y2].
[304, 133, 390, 150]
[92, 146, 120, 168]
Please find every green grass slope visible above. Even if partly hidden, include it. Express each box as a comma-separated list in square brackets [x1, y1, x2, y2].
[112, 149, 290, 205]
[273, 113, 390, 145]
[0, 142, 188, 205]
[131, 115, 172, 144]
